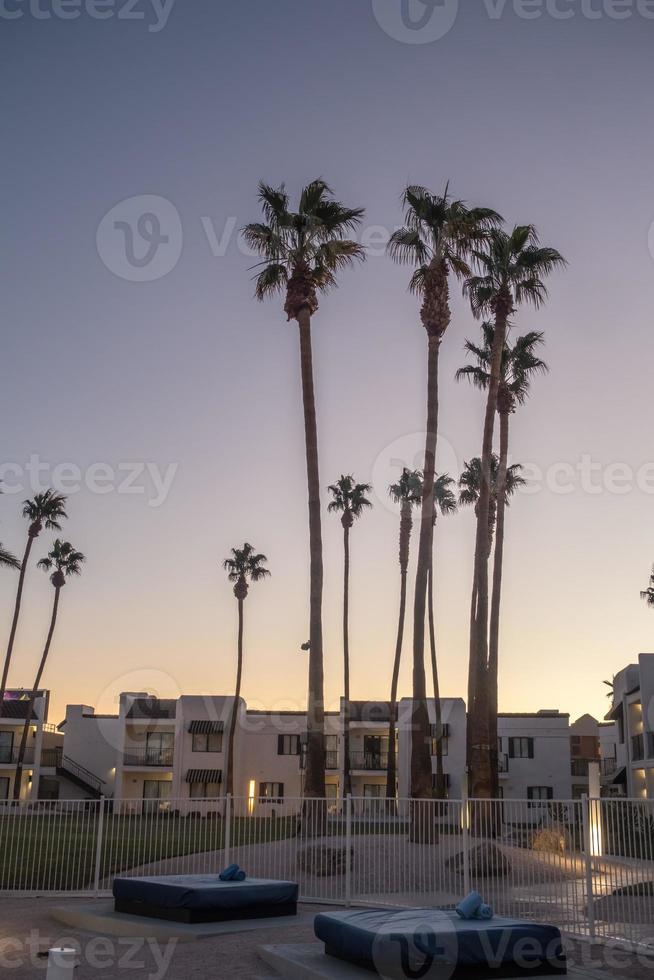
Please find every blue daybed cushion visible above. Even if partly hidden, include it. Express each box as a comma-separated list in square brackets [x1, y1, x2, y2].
[113, 875, 298, 911]
[314, 909, 566, 973]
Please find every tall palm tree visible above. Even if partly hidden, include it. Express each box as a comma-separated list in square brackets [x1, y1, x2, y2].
[12, 539, 84, 799]
[223, 543, 270, 797]
[0, 547, 20, 571]
[458, 325, 547, 794]
[464, 226, 565, 798]
[385, 469, 423, 800]
[428, 474, 457, 796]
[641, 568, 654, 608]
[0, 491, 67, 716]
[243, 180, 365, 798]
[387, 185, 500, 806]
[327, 476, 372, 800]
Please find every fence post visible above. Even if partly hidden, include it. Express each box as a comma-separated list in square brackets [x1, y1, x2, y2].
[461, 776, 471, 896]
[93, 797, 106, 897]
[224, 793, 232, 868]
[345, 794, 352, 907]
[581, 794, 596, 941]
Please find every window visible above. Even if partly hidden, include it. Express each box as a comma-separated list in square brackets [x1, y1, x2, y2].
[145, 732, 174, 764]
[0, 731, 13, 764]
[189, 781, 221, 798]
[509, 737, 534, 759]
[192, 732, 223, 753]
[0, 777, 8, 800]
[143, 780, 172, 812]
[277, 734, 301, 756]
[528, 786, 553, 803]
[259, 782, 284, 803]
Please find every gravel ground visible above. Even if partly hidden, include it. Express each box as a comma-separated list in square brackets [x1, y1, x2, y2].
[3, 897, 654, 979]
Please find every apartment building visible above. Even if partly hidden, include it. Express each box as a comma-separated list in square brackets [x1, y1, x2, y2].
[606, 653, 654, 797]
[496, 711, 573, 800]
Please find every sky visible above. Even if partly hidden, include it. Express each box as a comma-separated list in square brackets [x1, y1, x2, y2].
[2, 0, 654, 725]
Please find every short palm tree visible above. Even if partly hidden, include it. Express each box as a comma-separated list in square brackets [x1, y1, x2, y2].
[0, 491, 67, 715]
[385, 469, 423, 800]
[12, 539, 84, 799]
[243, 180, 364, 798]
[464, 225, 565, 798]
[387, 184, 500, 806]
[327, 476, 372, 800]
[223, 544, 270, 797]
[641, 568, 654, 608]
[458, 325, 547, 794]
[428, 474, 457, 796]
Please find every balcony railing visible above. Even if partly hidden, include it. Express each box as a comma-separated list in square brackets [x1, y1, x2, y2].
[600, 757, 617, 779]
[349, 751, 388, 771]
[123, 746, 174, 767]
[0, 748, 35, 766]
[632, 733, 645, 762]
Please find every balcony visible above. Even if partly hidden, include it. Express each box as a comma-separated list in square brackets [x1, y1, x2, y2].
[123, 746, 174, 767]
[349, 751, 388, 772]
[0, 747, 35, 766]
[600, 757, 617, 780]
[631, 733, 645, 762]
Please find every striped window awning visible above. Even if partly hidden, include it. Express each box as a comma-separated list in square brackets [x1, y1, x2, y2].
[186, 769, 223, 784]
[188, 720, 224, 734]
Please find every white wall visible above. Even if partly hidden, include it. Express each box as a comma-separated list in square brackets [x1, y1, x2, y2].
[498, 712, 572, 799]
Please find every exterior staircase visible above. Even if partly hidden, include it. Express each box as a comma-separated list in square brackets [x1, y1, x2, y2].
[43, 747, 104, 798]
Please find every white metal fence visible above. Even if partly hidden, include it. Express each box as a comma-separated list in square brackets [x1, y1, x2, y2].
[2, 795, 654, 948]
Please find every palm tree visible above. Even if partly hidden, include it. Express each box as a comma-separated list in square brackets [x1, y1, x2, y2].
[0, 547, 20, 571]
[386, 469, 423, 800]
[387, 184, 500, 807]
[243, 180, 365, 798]
[12, 539, 84, 799]
[223, 544, 270, 797]
[428, 474, 457, 796]
[327, 476, 372, 800]
[641, 568, 654, 607]
[458, 325, 547, 794]
[0, 491, 67, 716]
[464, 226, 565, 798]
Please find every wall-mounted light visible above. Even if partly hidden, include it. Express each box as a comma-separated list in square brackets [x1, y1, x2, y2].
[248, 779, 255, 815]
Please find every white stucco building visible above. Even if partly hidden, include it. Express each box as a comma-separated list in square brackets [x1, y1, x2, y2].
[605, 653, 654, 797]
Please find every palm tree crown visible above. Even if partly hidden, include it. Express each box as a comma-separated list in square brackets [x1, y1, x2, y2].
[38, 539, 85, 586]
[457, 323, 548, 413]
[0, 546, 20, 571]
[459, 456, 525, 509]
[388, 185, 501, 334]
[431, 473, 458, 520]
[242, 180, 365, 320]
[327, 475, 373, 527]
[389, 469, 423, 508]
[641, 566, 654, 607]
[223, 543, 270, 588]
[465, 225, 566, 320]
[23, 490, 68, 536]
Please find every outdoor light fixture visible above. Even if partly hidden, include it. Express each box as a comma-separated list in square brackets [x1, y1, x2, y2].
[248, 779, 255, 815]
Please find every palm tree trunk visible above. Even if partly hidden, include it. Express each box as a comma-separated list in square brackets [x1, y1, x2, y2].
[297, 309, 326, 799]
[342, 521, 352, 799]
[488, 409, 509, 799]
[0, 534, 34, 711]
[386, 501, 412, 801]
[12, 586, 60, 800]
[411, 333, 440, 813]
[428, 558, 444, 796]
[225, 596, 244, 798]
[467, 305, 509, 800]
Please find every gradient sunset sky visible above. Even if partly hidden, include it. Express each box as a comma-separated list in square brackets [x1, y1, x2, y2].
[2, 1, 654, 725]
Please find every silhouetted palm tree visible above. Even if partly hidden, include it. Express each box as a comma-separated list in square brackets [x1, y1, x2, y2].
[641, 568, 654, 608]
[0, 491, 67, 715]
[327, 476, 372, 799]
[385, 469, 422, 800]
[243, 180, 364, 798]
[387, 184, 500, 807]
[223, 543, 270, 797]
[458, 325, 546, 793]
[13, 539, 84, 799]
[428, 474, 457, 795]
[464, 226, 565, 798]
